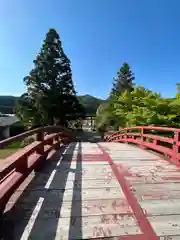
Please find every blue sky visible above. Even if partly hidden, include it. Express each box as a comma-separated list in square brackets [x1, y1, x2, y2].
[0, 0, 180, 99]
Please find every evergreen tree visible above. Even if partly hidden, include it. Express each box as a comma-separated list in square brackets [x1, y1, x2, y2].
[111, 63, 135, 96]
[16, 28, 84, 127]
[176, 83, 180, 98]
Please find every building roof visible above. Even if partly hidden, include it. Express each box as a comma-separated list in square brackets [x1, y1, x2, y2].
[0, 115, 19, 127]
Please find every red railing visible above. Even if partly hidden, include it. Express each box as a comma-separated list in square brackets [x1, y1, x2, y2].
[0, 125, 73, 214]
[106, 126, 180, 166]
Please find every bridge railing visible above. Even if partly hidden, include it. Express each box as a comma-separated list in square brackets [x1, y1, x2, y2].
[0, 125, 73, 214]
[106, 126, 180, 165]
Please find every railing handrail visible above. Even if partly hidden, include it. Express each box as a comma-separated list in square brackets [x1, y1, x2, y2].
[0, 125, 73, 214]
[106, 126, 180, 141]
[105, 125, 180, 167]
[0, 125, 73, 149]
[118, 126, 180, 132]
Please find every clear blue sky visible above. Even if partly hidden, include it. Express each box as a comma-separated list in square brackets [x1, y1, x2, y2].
[0, 0, 180, 99]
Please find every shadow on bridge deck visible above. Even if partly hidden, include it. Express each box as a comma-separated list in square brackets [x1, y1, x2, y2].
[75, 131, 102, 143]
[3, 134, 180, 239]
[1, 142, 83, 240]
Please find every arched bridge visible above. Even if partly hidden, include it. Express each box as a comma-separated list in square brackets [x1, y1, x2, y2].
[1, 126, 180, 239]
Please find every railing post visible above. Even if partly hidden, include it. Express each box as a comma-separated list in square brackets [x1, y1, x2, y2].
[54, 135, 60, 150]
[118, 131, 121, 141]
[59, 134, 66, 146]
[36, 131, 44, 155]
[140, 127, 144, 141]
[140, 127, 144, 148]
[172, 131, 179, 162]
[16, 156, 28, 173]
[62, 136, 69, 145]
[153, 138, 157, 145]
[125, 129, 127, 142]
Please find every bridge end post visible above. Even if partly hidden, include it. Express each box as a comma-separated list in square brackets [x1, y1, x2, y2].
[36, 131, 44, 155]
[35, 130, 45, 170]
[140, 127, 146, 149]
[171, 131, 179, 163]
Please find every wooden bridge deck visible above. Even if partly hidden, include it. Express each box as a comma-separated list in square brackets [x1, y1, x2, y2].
[2, 141, 180, 239]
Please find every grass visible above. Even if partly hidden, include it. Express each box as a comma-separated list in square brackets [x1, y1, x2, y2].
[0, 138, 35, 160]
[7, 141, 22, 149]
[0, 148, 19, 159]
[0, 141, 22, 159]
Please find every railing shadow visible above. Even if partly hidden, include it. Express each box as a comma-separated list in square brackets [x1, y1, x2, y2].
[76, 130, 102, 143]
[68, 141, 82, 239]
[0, 142, 78, 240]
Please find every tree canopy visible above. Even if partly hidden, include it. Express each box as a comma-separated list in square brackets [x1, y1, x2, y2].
[96, 62, 180, 132]
[110, 63, 135, 97]
[113, 87, 180, 128]
[15, 28, 85, 128]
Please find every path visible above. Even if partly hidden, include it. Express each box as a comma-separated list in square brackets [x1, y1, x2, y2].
[2, 141, 180, 239]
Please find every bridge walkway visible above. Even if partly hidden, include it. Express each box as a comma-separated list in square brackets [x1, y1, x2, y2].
[2, 141, 180, 239]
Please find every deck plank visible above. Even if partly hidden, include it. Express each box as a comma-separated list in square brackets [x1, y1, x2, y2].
[3, 141, 180, 239]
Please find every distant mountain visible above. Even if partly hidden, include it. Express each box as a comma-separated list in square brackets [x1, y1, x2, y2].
[78, 95, 106, 115]
[0, 96, 18, 114]
[0, 95, 105, 115]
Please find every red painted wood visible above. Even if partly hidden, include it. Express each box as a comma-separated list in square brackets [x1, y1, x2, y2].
[0, 125, 72, 213]
[143, 134, 173, 144]
[0, 125, 73, 149]
[0, 153, 42, 208]
[98, 144, 159, 240]
[0, 141, 42, 180]
[120, 235, 148, 240]
[106, 126, 180, 166]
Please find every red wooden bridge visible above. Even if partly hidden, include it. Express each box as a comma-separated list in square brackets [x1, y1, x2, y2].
[1, 126, 180, 239]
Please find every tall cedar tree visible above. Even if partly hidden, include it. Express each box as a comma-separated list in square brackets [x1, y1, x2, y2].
[17, 28, 84, 127]
[111, 63, 135, 96]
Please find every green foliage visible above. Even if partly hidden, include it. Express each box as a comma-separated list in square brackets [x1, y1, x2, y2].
[21, 137, 35, 147]
[111, 63, 135, 96]
[97, 61, 180, 130]
[113, 86, 180, 128]
[176, 83, 180, 97]
[96, 62, 135, 132]
[6, 141, 22, 149]
[15, 28, 85, 128]
[96, 102, 119, 132]
[15, 93, 43, 128]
